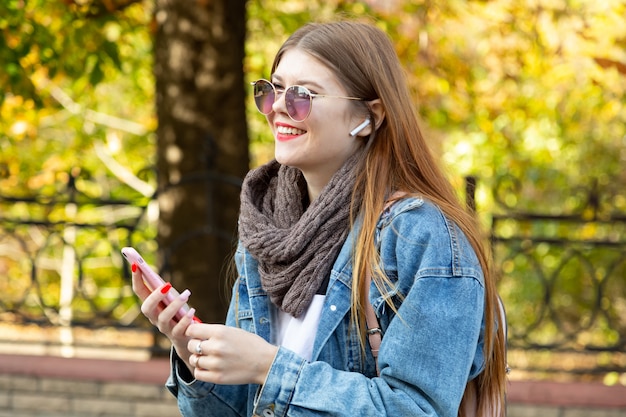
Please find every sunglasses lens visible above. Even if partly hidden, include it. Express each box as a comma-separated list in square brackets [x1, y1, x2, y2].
[253, 80, 275, 114]
[285, 86, 312, 122]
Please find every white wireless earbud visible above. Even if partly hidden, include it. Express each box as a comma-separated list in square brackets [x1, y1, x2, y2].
[349, 119, 371, 137]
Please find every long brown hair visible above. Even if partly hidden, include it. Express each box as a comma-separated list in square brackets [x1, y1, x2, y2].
[271, 21, 507, 416]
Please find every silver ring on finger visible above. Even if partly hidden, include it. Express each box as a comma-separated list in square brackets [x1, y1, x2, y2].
[195, 341, 203, 355]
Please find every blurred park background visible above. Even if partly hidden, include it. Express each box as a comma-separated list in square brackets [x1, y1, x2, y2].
[1, 0, 625, 389]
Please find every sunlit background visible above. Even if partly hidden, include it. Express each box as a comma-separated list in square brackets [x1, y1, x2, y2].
[1, 0, 625, 385]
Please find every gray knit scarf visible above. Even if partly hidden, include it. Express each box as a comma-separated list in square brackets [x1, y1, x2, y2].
[238, 154, 362, 317]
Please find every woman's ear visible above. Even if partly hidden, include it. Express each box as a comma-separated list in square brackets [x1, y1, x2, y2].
[350, 99, 386, 138]
[368, 98, 385, 130]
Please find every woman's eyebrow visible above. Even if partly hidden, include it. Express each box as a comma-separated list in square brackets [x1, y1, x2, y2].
[298, 79, 325, 90]
[271, 74, 325, 90]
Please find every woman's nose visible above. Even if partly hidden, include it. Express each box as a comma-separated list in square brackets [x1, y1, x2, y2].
[271, 89, 287, 115]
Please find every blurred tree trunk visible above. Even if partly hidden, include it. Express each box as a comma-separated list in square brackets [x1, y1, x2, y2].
[153, 0, 249, 324]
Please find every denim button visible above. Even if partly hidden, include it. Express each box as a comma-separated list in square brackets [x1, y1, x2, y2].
[330, 304, 337, 311]
[262, 409, 275, 417]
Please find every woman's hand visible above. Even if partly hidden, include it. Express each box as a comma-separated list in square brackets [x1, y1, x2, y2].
[186, 323, 279, 385]
[131, 266, 197, 369]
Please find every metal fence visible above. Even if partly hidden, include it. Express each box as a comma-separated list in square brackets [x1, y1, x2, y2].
[484, 175, 626, 378]
[1, 172, 625, 376]
[0, 170, 158, 358]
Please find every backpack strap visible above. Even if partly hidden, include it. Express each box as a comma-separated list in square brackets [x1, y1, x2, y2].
[364, 192, 407, 375]
[364, 269, 382, 375]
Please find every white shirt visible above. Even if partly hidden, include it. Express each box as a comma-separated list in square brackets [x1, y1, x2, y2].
[273, 294, 326, 361]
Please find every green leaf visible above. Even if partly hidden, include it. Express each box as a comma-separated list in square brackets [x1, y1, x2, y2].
[102, 40, 122, 70]
[89, 56, 104, 85]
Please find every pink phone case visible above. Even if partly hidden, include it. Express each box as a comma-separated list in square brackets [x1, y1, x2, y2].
[122, 247, 200, 322]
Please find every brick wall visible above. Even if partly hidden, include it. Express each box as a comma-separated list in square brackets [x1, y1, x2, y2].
[507, 380, 626, 417]
[1, 354, 625, 417]
[0, 355, 178, 417]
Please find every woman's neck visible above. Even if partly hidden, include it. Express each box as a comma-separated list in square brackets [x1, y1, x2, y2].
[303, 172, 332, 202]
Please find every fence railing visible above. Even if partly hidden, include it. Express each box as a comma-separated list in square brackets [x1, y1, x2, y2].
[0, 169, 158, 357]
[1, 172, 625, 376]
[485, 175, 626, 377]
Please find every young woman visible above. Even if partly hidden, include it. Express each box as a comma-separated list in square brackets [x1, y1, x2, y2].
[132, 20, 507, 417]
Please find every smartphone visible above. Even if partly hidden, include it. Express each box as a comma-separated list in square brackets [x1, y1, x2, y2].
[121, 247, 200, 322]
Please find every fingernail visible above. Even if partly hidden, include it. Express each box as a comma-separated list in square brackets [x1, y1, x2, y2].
[186, 308, 196, 319]
[131, 263, 137, 273]
[160, 283, 172, 294]
[179, 289, 191, 300]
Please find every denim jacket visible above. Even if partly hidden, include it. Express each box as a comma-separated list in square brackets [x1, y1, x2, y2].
[166, 197, 488, 417]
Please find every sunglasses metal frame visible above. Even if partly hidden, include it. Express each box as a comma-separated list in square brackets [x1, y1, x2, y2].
[251, 79, 364, 122]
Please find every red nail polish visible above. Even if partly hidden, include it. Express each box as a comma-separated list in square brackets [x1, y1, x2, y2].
[160, 283, 172, 294]
[131, 263, 137, 273]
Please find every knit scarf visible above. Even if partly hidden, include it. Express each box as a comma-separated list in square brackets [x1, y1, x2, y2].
[238, 154, 361, 317]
